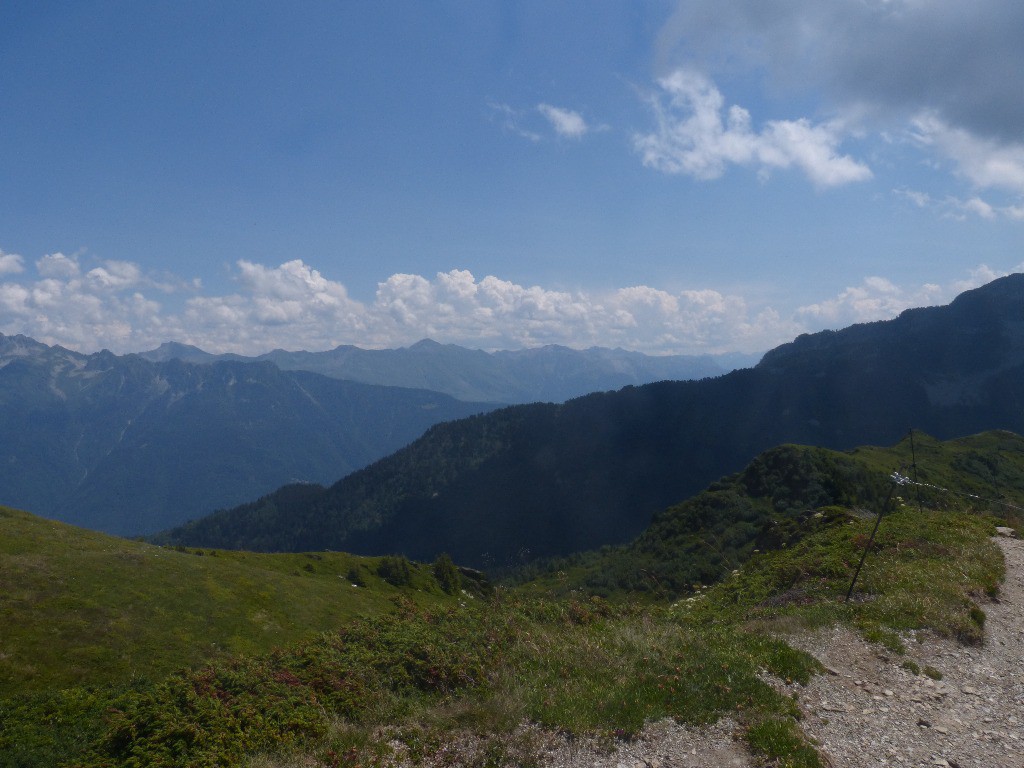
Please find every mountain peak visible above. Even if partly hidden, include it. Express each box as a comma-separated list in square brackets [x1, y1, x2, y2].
[140, 341, 214, 362]
[949, 272, 1024, 313]
[408, 338, 443, 350]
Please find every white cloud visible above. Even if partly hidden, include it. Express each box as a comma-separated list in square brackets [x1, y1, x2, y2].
[0, 250, 25, 276]
[893, 188, 932, 209]
[488, 101, 542, 142]
[182, 260, 370, 351]
[797, 277, 937, 325]
[652, 2, 1024, 218]
[657, 1, 1024, 145]
[36, 252, 81, 279]
[796, 265, 1024, 328]
[86, 260, 143, 290]
[635, 69, 872, 187]
[961, 197, 996, 220]
[537, 104, 588, 139]
[491, 101, 594, 142]
[893, 188, 1024, 221]
[948, 263, 1024, 296]
[0, 251, 799, 355]
[910, 113, 1024, 195]
[2, 248, 1021, 358]
[1004, 204, 1024, 221]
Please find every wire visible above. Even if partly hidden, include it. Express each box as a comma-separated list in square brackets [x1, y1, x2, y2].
[889, 471, 1024, 514]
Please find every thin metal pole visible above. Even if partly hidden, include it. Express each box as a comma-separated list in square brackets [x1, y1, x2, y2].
[845, 484, 896, 602]
[909, 428, 923, 513]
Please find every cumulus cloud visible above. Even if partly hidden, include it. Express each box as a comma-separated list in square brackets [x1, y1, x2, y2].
[537, 104, 588, 139]
[86, 260, 143, 290]
[634, 69, 871, 187]
[910, 113, 1024, 195]
[36, 252, 81, 279]
[796, 265, 1024, 328]
[654, 1, 1024, 208]
[0, 251, 799, 355]
[658, 1, 1024, 141]
[1, 248, 1020, 357]
[797, 277, 942, 326]
[182, 260, 370, 351]
[0, 250, 24, 276]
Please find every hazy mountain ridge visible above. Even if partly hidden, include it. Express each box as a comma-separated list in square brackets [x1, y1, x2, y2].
[160, 275, 1024, 566]
[0, 335, 494, 535]
[141, 338, 751, 403]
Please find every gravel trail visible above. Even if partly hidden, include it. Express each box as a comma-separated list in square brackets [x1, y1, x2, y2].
[789, 530, 1023, 768]
[534, 530, 1023, 768]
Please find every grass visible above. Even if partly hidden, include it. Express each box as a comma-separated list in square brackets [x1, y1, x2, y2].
[1, 430, 1020, 767]
[0, 506, 462, 696]
[699, 506, 1005, 648]
[9, 596, 823, 768]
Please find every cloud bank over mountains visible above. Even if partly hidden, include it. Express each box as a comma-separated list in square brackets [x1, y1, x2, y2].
[0, 247, 1015, 357]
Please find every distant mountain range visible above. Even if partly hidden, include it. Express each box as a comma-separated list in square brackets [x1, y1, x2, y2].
[159, 274, 1024, 567]
[140, 339, 753, 403]
[0, 335, 495, 535]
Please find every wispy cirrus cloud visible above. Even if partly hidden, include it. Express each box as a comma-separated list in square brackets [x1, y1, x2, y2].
[0, 248, 1018, 357]
[634, 69, 872, 187]
[490, 101, 591, 142]
[487, 101, 542, 142]
[537, 104, 588, 139]
[893, 188, 1024, 222]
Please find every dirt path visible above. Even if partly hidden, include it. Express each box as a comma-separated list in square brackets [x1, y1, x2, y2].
[536, 529, 1023, 768]
[789, 530, 1024, 768]
[376, 531, 1022, 768]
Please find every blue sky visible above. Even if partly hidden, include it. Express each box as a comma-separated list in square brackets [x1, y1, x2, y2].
[1, 1, 1022, 356]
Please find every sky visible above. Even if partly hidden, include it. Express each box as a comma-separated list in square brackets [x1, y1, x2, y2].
[1, 0, 1022, 357]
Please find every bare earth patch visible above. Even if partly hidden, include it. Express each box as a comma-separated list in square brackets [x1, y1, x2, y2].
[528, 717, 752, 768]
[787, 532, 1023, 768]
[380, 718, 755, 768]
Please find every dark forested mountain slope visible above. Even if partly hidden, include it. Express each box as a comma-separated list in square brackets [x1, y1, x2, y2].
[0, 336, 493, 535]
[141, 338, 747, 403]
[159, 275, 1024, 566]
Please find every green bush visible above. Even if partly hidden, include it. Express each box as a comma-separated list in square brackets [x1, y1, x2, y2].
[377, 555, 413, 586]
[432, 553, 461, 594]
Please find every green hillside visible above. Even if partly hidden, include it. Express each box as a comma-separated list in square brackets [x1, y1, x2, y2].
[0, 507, 470, 697]
[2, 431, 1021, 767]
[520, 430, 1024, 597]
